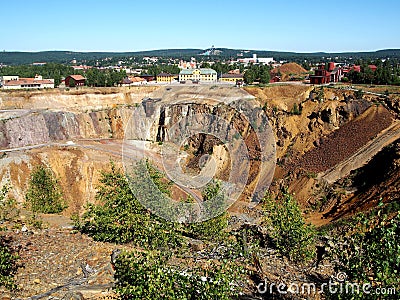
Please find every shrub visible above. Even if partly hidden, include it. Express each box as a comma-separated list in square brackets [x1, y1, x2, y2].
[263, 190, 316, 262]
[354, 89, 364, 99]
[202, 179, 229, 218]
[25, 165, 66, 213]
[202, 179, 221, 202]
[316, 87, 325, 102]
[26, 213, 44, 229]
[0, 184, 19, 222]
[186, 179, 228, 241]
[291, 103, 301, 115]
[74, 162, 182, 249]
[328, 206, 400, 299]
[75, 162, 231, 247]
[114, 250, 244, 300]
[0, 238, 17, 290]
[187, 212, 228, 241]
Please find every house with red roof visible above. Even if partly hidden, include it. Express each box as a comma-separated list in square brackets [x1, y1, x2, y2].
[65, 75, 86, 87]
[1, 75, 54, 89]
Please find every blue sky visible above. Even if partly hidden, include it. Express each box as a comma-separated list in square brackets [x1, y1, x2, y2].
[1, 0, 399, 52]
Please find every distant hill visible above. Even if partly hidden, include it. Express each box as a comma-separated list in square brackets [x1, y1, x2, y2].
[0, 48, 399, 65]
[0, 49, 202, 65]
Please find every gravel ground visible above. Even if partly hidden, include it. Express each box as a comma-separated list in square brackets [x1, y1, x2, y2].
[292, 106, 393, 172]
[1, 228, 123, 299]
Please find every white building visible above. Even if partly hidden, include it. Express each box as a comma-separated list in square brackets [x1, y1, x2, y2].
[237, 54, 274, 65]
[0, 75, 19, 86]
[178, 59, 197, 69]
[1, 75, 55, 89]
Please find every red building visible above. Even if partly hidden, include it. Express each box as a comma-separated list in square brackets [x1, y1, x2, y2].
[368, 65, 377, 72]
[328, 62, 335, 71]
[269, 75, 281, 83]
[65, 75, 86, 87]
[310, 65, 331, 84]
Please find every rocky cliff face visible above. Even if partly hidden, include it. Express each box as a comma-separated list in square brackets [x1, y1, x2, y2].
[0, 88, 155, 213]
[0, 86, 276, 214]
[0, 108, 134, 149]
[0, 147, 116, 215]
[124, 86, 276, 210]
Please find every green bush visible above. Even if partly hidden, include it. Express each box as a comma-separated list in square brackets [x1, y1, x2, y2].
[25, 165, 66, 213]
[0, 184, 19, 222]
[263, 190, 316, 262]
[75, 162, 231, 248]
[0, 238, 17, 290]
[74, 163, 182, 249]
[328, 207, 400, 299]
[291, 103, 302, 115]
[186, 179, 228, 241]
[354, 89, 364, 99]
[187, 213, 228, 241]
[114, 250, 244, 300]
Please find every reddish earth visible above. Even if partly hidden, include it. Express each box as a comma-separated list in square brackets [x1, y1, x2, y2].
[327, 138, 400, 221]
[291, 105, 393, 173]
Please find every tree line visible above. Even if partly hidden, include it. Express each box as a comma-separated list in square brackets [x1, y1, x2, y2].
[243, 64, 272, 84]
[85, 68, 126, 87]
[346, 59, 400, 85]
[142, 65, 180, 76]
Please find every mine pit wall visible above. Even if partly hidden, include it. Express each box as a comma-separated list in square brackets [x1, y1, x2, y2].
[0, 88, 156, 214]
[146, 100, 274, 205]
[0, 148, 119, 216]
[0, 108, 135, 149]
[4, 85, 394, 218]
[0, 105, 146, 215]
[0, 95, 273, 214]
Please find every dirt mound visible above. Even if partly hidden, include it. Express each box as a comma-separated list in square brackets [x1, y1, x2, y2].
[245, 85, 311, 101]
[272, 62, 307, 74]
[292, 105, 393, 173]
